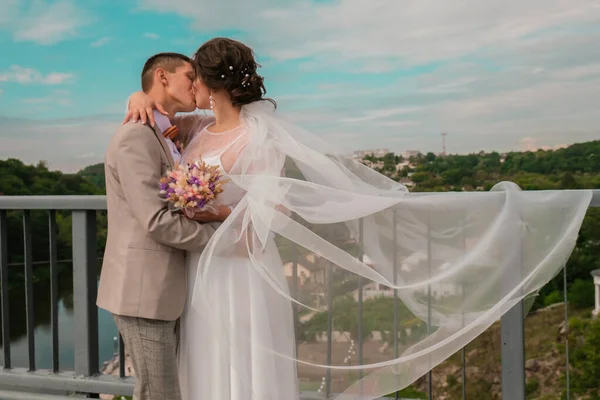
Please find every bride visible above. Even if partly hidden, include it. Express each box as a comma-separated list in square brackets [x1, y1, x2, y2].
[126, 37, 592, 399]
[127, 38, 298, 399]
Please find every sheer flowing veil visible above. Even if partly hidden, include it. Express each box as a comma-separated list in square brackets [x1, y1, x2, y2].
[190, 101, 592, 398]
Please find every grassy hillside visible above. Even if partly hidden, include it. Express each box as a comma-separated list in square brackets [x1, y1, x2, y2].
[411, 305, 599, 399]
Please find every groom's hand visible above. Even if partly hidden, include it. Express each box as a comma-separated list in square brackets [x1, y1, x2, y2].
[185, 205, 232, 223]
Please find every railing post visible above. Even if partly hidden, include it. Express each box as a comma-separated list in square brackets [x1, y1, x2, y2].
[291, 214, 299, 359]
[426, 213, 432, 400]
[72, 210, 99, 377]
[500, 208, 525, 400]
[325, 262, 333, 398]
[563, 264, 570, 400]
[500, 302, 525, 399]
[392, 209, 399, 400]
[23, 210, 36, 371]
[49, 210, 60, 373]
[357, 218, 364, 386]
[0, 210, 10, 369]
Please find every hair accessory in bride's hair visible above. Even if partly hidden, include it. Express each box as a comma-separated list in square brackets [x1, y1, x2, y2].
[239, 65, 253, 88]
[217, 63, 256, 88]
[193, 38, 273, 107]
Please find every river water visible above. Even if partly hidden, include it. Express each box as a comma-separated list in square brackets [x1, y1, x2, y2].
[0, 264, 119, 371]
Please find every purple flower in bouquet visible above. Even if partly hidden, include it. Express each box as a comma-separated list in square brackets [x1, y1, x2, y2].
[158, 159, 227, 211]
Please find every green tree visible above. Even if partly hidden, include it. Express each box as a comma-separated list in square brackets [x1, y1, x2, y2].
[566, 317, 600, 398]
[568, 279, 595, 309]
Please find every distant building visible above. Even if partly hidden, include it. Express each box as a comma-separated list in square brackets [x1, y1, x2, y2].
[353, 149, 391, 159]
[351, 255, 394, 301]
[402, 150, 421, 160]
[353, 281, 394, 302]
[283, 253, 325, 287]
[395, 160, 411, 171]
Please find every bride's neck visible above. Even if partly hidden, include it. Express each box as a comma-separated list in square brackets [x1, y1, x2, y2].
[210, 104, 241, 133]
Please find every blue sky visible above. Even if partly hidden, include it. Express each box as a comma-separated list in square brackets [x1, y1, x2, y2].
[1, 0, 600, 171]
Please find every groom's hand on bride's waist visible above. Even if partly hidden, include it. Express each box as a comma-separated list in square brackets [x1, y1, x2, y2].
[185, 205, 232, 223]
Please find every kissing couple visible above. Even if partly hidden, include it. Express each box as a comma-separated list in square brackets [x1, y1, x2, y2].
[97, 37, 593, 400]
[98, 38, 297, 400]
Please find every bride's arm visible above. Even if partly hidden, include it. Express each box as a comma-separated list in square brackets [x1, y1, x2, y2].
[123, 91, 168, 126]
[123, 91, 211, 146]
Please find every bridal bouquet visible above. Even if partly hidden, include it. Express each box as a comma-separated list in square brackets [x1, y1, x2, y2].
[159, 159, 227, 215]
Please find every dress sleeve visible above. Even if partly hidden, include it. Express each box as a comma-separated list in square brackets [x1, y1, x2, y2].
[172, 114, 215, 148]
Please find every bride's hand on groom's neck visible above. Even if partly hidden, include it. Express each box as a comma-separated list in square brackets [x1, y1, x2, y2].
[123, 91, 168, 126]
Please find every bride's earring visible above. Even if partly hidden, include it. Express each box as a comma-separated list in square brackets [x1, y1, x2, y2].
[209, 94, 214, 111]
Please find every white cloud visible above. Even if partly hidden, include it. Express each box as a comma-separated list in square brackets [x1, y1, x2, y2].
[137, 0, 600, 66]
[280, 55, 600, 155]
[550, 63, 600, 80]
[420, 78, 481, 95]
[19, 90, 72, 106]
[342, 107, 424, 124]
[0, 0, 20, 26]
[0, 66, 74, 85]
[76, 152, 97, 159]
[376, 121, 421, 128]
[0, 115, 119, 172]
[1, 0, 92, 45]
[43, 72, 74, 85]
[3, 0, 599, 166]
[91, 36, 112, 47]
[143, 32, 159, 39]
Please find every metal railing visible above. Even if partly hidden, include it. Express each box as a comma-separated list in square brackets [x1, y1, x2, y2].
[0, 192, 598, 399]
[0, 196, 133, 399]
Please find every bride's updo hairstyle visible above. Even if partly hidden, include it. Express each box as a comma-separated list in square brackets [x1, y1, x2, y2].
[193, 37, 275, 108]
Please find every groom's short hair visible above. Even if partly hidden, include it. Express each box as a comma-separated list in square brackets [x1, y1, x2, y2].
[141, 52, 191, 92]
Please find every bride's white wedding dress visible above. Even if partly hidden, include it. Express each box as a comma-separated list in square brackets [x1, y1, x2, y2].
[176, 117, 298, 399]
[167, 103, 592, 400]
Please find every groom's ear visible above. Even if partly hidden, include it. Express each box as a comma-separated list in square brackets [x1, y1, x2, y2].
[156, 68, 168, 87]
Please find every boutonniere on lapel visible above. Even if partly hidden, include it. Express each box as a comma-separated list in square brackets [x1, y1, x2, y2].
[163, 126, 185, 153]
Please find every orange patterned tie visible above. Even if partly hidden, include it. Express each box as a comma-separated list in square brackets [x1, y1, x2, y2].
[163, 125, 178, 140]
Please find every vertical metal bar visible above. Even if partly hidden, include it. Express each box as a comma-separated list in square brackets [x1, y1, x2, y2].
[49, 211, 59, 373]
[291, 215, 299, 358]
[563, 265, 570, 400]
[461, 215, 467, 400]
[325, 263, 333, 398]
[357, 218, 364, 384]
[500, 210, 525, 400]
[72, 210, 99, 377]
[23, 210, 36, 371]
[392, 209, 399, 400]
[461, 348, 466, 400]
[0, 210, 10, 369]
[501, 303, 525, 399]
[119, 334, 126, 378]
[426, 213, 432, 400]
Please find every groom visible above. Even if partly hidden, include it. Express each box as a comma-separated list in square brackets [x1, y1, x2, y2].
[97, 53, 230, 400]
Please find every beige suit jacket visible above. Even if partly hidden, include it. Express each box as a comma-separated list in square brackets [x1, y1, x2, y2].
[97, 121, 214, 321]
